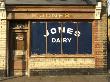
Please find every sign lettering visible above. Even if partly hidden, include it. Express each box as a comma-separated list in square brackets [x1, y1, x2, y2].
[44, 27, 81, 43]
[52, 38, 72, 43]
[38, 13, 70, 18]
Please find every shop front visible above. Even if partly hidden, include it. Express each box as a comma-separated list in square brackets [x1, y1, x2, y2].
[2, 0, 107, 76]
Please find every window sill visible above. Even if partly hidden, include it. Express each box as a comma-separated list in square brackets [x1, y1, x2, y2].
[30, 54, 95, 58]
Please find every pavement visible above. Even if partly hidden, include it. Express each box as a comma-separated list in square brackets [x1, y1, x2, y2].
[0, 75, 109, 82]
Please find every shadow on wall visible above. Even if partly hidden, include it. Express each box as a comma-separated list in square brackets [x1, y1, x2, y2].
[107, 37, 110, 70]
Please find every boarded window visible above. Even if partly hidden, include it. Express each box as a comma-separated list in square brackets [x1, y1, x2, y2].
[31, 21, 92, 55]
[31, 22, 46, 54]
[62, 22, 77, 54]
[78, 22, 92, 54]
[47, 22, 61, 54]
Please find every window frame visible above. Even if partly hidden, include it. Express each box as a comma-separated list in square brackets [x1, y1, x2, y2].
[30, 20, 94, 58]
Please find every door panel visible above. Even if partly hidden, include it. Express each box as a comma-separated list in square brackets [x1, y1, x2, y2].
[9, 31, 27, 76]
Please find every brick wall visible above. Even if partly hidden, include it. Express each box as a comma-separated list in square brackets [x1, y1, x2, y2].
[30, 58, 95, 69]
[94, 0, 107, 69]
[0, 1, 7, 76]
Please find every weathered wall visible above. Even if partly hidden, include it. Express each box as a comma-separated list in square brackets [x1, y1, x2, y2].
[30, 58, 95, 69]
[0, 1, 7, 77]
[94, 0, 107, 69]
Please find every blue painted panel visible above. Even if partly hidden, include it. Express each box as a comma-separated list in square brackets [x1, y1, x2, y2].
[47, 22, 61, 54]
[78, 22, 92, 54]
[31, 21, 92, 55]
[31, 22, 46, 54]
[62, 22, 77, 54]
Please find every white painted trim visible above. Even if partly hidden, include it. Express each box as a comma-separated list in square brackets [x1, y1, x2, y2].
[0, 1, 5, 9]
[95, 2, 102, 19]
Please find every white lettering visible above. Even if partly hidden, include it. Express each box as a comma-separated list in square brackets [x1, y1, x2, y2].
[58, 27, 66, 33]
[44, 27, 75, 37]
[52, 38, 56, 43]
[67, 38, 72, 42]
[44, 30, 49, 37]
[57, 38, 60, 43]
[52, 38, 60, 43]
[67, 28, 73, 34]
[63, 38, 67, 43]
[62, 27, 66, 33]
[58, 27, 62, 33]
[51, 28, 56, 34]
[52, 38, 72, 43]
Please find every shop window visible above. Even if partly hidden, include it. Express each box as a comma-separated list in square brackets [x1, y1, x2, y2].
[31, 21, 92, 55]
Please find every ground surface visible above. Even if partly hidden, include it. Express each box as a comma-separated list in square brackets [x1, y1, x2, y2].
[0, 75, 109, 82]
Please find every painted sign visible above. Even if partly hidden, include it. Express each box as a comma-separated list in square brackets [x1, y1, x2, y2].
[7, 13, 94, 19]
[44, 26, 81, 43]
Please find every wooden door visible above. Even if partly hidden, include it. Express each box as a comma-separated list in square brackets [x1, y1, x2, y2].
[9, 31, 27, 76]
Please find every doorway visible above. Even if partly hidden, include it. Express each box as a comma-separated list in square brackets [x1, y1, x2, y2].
[9, 30, 28, 76]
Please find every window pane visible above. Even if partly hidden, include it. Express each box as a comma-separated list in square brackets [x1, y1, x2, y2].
[78, 22, 92, 54]
[62, 22, 77, 54]
[31, 22, 46, 55]
[47, 22, 61, 54]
